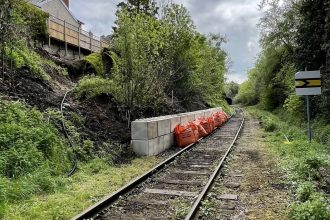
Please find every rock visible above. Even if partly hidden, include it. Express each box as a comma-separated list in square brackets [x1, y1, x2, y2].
[220, 201, 236, 210]
[224, 182, 241, 188]
[217, 194, 238, 200]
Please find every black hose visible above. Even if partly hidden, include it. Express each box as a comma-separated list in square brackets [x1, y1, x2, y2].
[60, 89, 77, 177]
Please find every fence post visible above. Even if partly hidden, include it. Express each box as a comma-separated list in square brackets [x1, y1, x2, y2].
[78, 25, 81, 59]
[64, 20, 67, 56]
[89, 32, 93, 53]
[48, 17, 51, 49]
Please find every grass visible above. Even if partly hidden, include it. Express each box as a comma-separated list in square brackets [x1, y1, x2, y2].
[2, 157, 159, 220]
[74, 76, 118, 99]
[247, 106, 330, 219]
[0, 99, 159, 219]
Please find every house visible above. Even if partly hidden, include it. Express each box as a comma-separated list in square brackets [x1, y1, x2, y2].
[30, 0, 83, 28]
[30, 0, 108, 59]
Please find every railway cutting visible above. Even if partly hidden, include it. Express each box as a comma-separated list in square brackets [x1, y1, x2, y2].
[73, 109, 245, 220]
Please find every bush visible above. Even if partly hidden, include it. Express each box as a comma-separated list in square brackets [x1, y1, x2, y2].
[84, 52, 105, 76]
[290, 196, 330, 220]
[296, 182, 316, 202]
[0, 100, 71, 206]
[262, 117, 278, 132]
[313, 120, 330, 146]
[8, 41, 67, 79]
[283, 93, 304, 121]
[0, 101, 71, 178]
[75, 76, 118, 99]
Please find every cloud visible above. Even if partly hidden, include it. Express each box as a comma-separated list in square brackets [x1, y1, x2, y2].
[70, 0, 263, 83]
[226, 73, 248, 84]
[70, 0, 121, 35]
[179, 0, 262, 82]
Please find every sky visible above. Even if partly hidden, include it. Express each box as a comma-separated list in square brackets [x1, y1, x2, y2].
[70, 0, 263, 84]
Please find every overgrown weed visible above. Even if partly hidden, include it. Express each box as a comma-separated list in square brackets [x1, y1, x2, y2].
[247, 106, 330, 219]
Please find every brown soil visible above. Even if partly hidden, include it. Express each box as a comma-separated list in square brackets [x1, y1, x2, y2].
[198, 113, 290, 219]
[0, 67, 132, 162]
[0, 54, 192, 165]
[0, 68, 68, 110]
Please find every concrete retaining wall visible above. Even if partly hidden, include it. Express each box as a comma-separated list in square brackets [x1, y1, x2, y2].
[131, 107, 222, 156]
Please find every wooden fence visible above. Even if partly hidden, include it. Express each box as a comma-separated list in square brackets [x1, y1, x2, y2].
[48, 16, 109, 53]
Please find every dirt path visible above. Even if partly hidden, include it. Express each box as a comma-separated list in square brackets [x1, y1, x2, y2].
[197, 112, 290, 219]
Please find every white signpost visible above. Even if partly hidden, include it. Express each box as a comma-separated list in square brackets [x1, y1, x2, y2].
[295, 70, 321, 142]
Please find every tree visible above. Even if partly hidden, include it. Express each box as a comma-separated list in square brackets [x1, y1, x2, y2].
[117, 0, 158, 16]
[108, 3, 228, 117]
[225, 81, 239, 98]
[111, 9, 172, 116]
[296, 0, 326, 70]
[296, 0, 330, 117]
[258, 0, 299, 52]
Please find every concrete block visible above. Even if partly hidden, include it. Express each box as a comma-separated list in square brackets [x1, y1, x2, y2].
[132, 140, 149, 156]
[195, 111, 205, 119]
[157, 118, 171, 136]
[164, 133, 175, 150]
[204, 110, 211, 117]
[180, 114, 195, 124]
[131, 121, 158, 140]
[132, 136, 164, 156]
[170, 116, 181, 132]
[149, 136, 164, 156]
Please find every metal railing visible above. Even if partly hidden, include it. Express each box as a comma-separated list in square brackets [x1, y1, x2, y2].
[48, 16, 109, 53]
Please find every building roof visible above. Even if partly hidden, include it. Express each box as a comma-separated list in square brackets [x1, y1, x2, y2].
[29, 0, 49, 7]
[29, 0, 84, 25]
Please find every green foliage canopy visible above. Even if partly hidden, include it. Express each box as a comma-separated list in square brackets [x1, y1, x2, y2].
[79, 3, 228, 113]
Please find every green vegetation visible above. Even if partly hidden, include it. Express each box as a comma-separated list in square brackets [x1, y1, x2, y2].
[9, 41, 68, 79]
[235, 2, 330, 217]
[248, 107, 330, 219]
[77, 2, 228, 114]
[0, 100, 159, 219]
[0, 100, 71, 217]
[84, 52, 105, 76]
[15, 0, 49, 41]
[2, 157, 159, 220]
[0, 0, 67, 80]
[236, 0, 330, 119]
[75, 76, 118, 99]
[0, 0, 229, 219]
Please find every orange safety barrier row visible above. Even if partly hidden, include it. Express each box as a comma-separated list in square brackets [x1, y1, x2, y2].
[174, 111, 229, 148]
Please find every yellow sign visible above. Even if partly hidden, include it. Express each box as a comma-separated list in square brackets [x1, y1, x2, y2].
[295, 79, 321, 88]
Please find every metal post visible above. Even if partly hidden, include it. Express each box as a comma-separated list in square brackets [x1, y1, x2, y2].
[64, 20, 67, 56]
[306, 95, 312, 142]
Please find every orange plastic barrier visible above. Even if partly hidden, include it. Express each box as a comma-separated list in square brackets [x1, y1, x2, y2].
[199, 117, 212, 134]
[192, 120, 208, 138]
[174, 111, 229, 148]
[208, 116, 215, 131]
[213, 112, 223, 128]
[218, 111, 228, 123]
[174, 123, 198, 148]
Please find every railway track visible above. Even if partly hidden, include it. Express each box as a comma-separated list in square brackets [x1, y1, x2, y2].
[73, 108, 245, 220]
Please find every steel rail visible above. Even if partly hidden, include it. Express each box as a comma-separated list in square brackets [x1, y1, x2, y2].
[184, 108, 245, 220]
[72, 136, 211, 219]
[72, 111, 238, 220]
